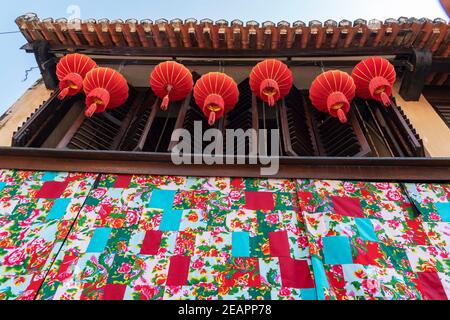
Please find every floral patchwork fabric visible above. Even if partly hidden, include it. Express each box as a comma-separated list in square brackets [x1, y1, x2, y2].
[38, 175, 315, 300]
[299, 180, 450, 300]
[1, 171, 449, 300]
[0, 170, 97, 300]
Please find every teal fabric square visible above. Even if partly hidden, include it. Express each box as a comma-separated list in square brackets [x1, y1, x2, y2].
[355, 218, 378, 242]
[0, 182, 6, 192]
[300, 288, 317, 300]
[149, 190, 177, 211]
[322, 236, 353, 265]
[436, 202, 450, 222]
[41, 171, 59, 182]
[232, 232, 250, 257]
[159, 210, 182, 231]
[106, 188, 124, 199]
[38, 223, 59, 242]
[86, 228, 112, 253]
[46, 198, 71, 220]
[311, 257, 329, 300]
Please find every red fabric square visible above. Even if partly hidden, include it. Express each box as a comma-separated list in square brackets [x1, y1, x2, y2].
[140, 231, 163, 255]
[114, 175, 133, 188]
[352, 241, 385, 267]
[298, 192, 313, 204]
[103, 284, 127, 300]
[166, 256, 191, 286]
[279, 257, 314, 289]
[332, 196, 364, 218]
[245, 192, 275, 211]
[35, 181, 68, 199]
[417, 272, 448, 300]
[269, 231, 291, 257]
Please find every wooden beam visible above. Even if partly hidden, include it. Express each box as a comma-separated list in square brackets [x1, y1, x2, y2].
[32, 40, 58, 90]
[22, 42, 415, 58]
[399, 49, 433, 101]
[135, 98, 160, 151]
[0, 147, 449, 181]
[168, 94, 191, 152]
[279, 99, 296, 156]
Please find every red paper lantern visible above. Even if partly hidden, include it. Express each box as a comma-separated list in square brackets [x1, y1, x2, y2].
[249, 59, 293, 107]
[83, 67, 129, 118]
[56, 53, 97, 100]
[309, 70, 356, 123]
[194, 72, 239, 125]
[352, 57, 397, 107]
[150, 61, 194, 110]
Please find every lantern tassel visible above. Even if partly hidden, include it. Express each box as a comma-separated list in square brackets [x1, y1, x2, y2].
[337, 109, 348, 124]
[380, 92, 393, 108]
[58, 88, 69, 100]
[85, 103, 97, 118]
[268, 95, 275, 107]
[161, 95, 170, 111]
[161, 85, 173, 111]
[208, 112, 216, 126]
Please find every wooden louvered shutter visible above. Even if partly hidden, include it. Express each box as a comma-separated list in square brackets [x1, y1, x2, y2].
[432, 103, 450, 128]
[119, 91, 157, 151]
[58, 88, 145, 150]
[281, 87, 317, 156]
[12, 88, 78, 148]
[353, 98, 424, 157]
[224, 79, 258, 156]
[302, 91, 372, 157]
[423, 88, 450, 130]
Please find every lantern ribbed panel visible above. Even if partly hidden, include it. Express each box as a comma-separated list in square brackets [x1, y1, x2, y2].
[150, 61, 194, 110]
[309, 70, 356, 123]
[194, 72, 239, 125]
[56, 53, 97, 100]
[249, 59, 293, 107]
[83, 67, 129, 118]
[352, 57, 396, 107]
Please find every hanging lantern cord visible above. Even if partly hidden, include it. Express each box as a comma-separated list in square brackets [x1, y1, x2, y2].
[262, 101, 267, 131]
[320, 60, 326, 74]
[155, 105, 172, 151]
[260, 101, 268, 155]
[275, 102, 282, 155]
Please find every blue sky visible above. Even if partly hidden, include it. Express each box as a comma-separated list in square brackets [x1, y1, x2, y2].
[0, 0, 447, 114]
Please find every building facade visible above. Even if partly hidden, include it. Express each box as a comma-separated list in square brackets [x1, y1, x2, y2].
[0, 14, 449, 300]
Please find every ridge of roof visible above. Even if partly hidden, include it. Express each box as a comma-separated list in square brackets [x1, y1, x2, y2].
[15, 13, 450, 56]
[14, 13, 450, 86]
[15, 13, 449, 27]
